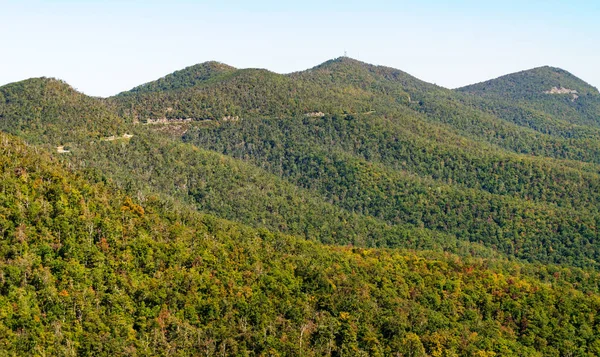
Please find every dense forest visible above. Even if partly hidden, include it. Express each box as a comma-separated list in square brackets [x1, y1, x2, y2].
[3, 132, 600, 356]
[2, 57, 600, 355]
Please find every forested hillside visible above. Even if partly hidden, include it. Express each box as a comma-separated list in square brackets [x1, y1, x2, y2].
[457, 66, 600, 136]
[0, 78, 126, 144]
[126, 61, 237, 94]
[114, 57, 600, 164]
[182, 115, 600, 268]
[2, 131, 600, 356]
[2, 57, 600, 355]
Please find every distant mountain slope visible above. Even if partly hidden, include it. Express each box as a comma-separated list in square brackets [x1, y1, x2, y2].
[290, 56, 436, 94]
[458, 66, 599, 99]
[113, 57, 434, 122]
[71, 129, 493, 256]
[457, 66, 600, 129]
[123, 61, 237, 94]
[183, 116, 600, 269]
[182, 114, 600, 211]
[2, 131, 600, 356]
[110, 58, 600, 165]
[112, 61, 381, 121]
[0, 77, 125, 144]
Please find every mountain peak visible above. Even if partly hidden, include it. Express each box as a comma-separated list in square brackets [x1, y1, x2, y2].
[0, 77, 84, 101]
[458, 66, 599, 98]
[305, 56, 376, 72]
[291, 57, 434, 93]
[122, 61, 237, 95]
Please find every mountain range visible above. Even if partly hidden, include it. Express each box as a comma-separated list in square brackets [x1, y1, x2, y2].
[1, 57, 600, 356]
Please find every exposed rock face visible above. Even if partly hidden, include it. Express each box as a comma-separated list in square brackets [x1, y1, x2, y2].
[102, 134, 134, 141]
[544, 87, 578, 94]
[304, 111, 325, 117]
[145, 118, 193, 124]
[544, 87, 579, 101]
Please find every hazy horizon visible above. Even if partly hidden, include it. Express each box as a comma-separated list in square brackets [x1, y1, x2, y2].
[2, 0, 599, 97]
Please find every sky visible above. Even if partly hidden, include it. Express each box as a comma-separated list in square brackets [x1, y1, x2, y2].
[1, 0, 599, 97]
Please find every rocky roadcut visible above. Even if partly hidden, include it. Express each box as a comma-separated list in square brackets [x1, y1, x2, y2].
[1, 58, 600, 356]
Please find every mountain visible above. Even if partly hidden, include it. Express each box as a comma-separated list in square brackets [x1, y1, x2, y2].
[290, 56, 436, 93]
[123, 61, 237, 94]
[113, 59, 382, 121]
[457, 66, 600, 130]
[112, 58, 600, 164]
[4, 59, 600, 269]
[3, 58, 600, 355]
[5, 59, 600, 267]
[113, 57, 436, 122]
[458, 66, 600, 99]
[0, 77, 125, 144]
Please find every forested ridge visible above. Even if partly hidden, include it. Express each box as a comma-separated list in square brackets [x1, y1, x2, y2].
[2, 132, 600, 356]
[2, 57, 600, 355]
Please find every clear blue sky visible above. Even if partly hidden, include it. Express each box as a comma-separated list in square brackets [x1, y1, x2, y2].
[1, 0, 599, 97]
